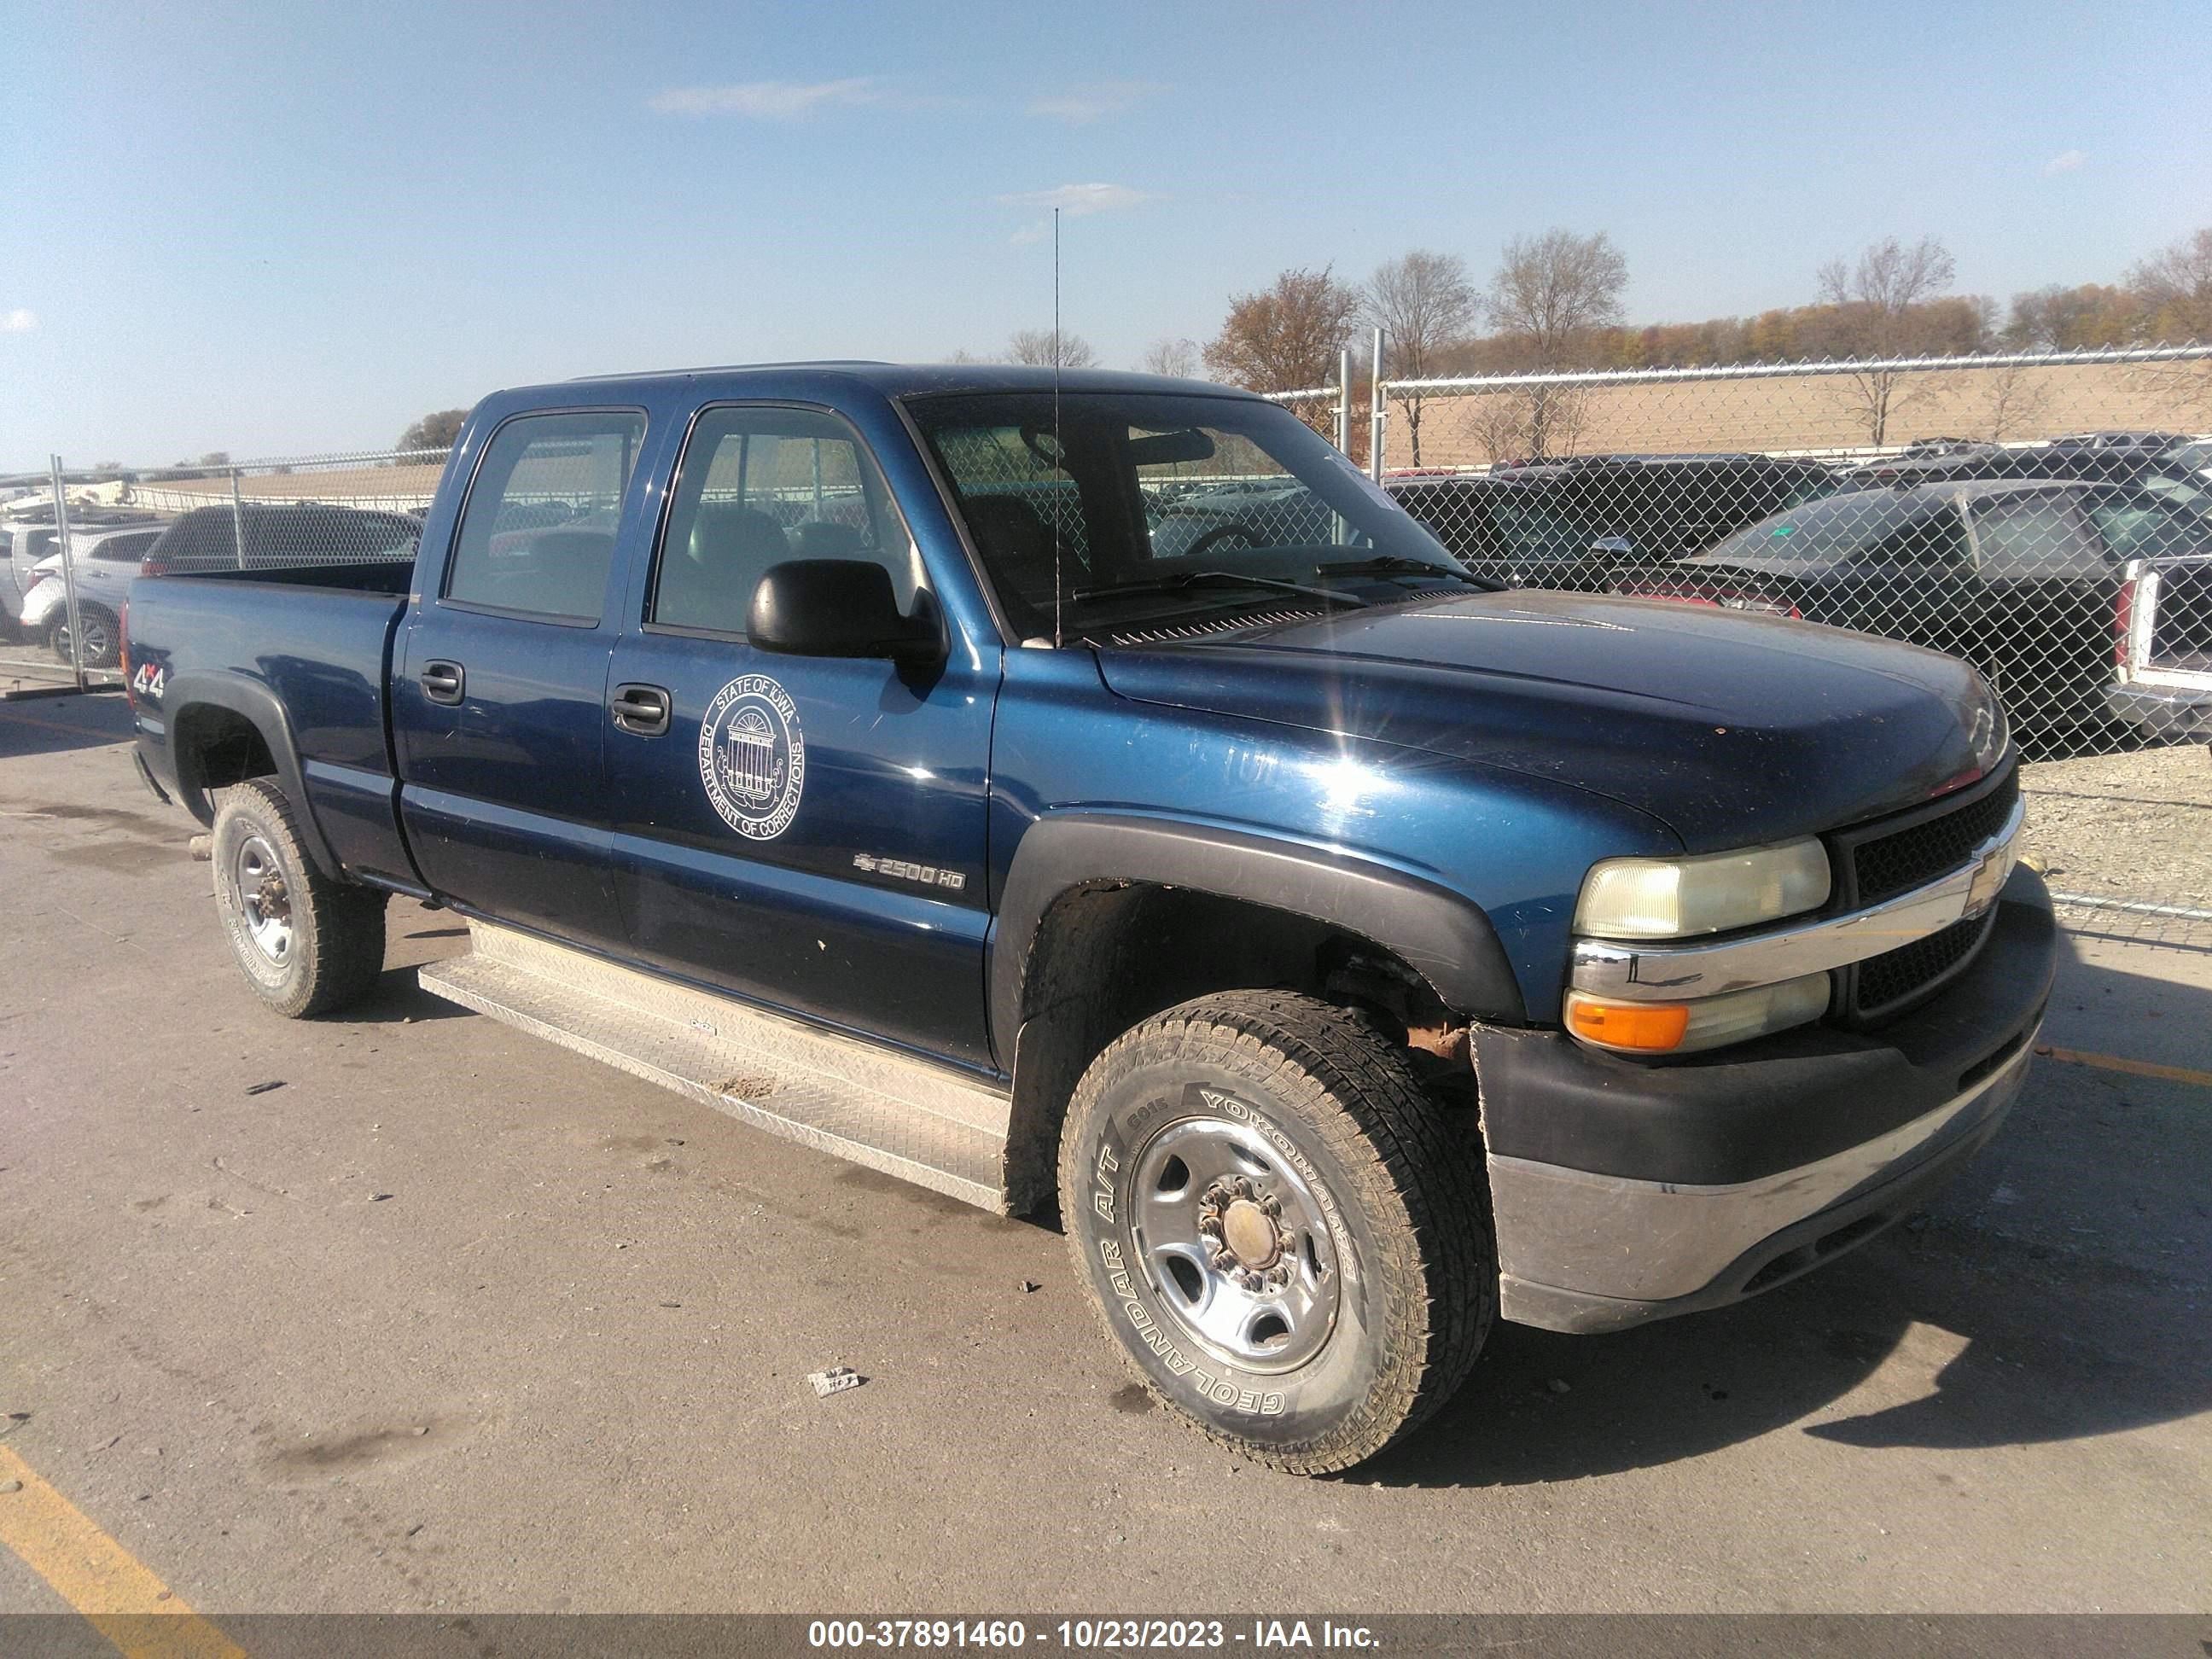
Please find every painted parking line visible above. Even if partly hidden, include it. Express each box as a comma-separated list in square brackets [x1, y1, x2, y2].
[2036, 1045, 2212, 1090]
[0, 1446, 242, 1659]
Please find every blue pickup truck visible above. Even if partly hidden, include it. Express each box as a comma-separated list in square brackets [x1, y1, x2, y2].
[125, 364, 2055, 1473]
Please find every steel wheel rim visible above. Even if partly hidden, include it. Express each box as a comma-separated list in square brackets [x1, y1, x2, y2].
[230, 835, 293, 963]
[1129, 1111, 1341, 1373]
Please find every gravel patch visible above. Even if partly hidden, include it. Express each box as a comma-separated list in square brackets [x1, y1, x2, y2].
[2021, 742, 2212, 939]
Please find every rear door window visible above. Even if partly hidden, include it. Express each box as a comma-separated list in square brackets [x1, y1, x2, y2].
[1970, 495, 2109, 579]
[445, 410, 646, 622]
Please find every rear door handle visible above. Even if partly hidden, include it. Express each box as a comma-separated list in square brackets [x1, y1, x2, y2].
[611, 683, 671, 736]
[421, 661, 464, 704]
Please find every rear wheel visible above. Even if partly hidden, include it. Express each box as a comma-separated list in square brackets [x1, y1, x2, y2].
[49, 603, 119, 668]
[1059, 990, 1493, 1474]
[211, 779, 387, 1017]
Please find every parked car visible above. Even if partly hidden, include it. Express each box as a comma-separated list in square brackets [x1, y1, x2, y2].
[2052, 429, 2199, 451]
[127, 364, 2052, 1475]
[1145, 479, 1339, 559]
[1386, 472, 1610, 585]
[1841, 442, 2212, 508]
[1390, 452, 1840, 584]
[138, 502, 423, 575]
[1616, 479, 2212, 726]
[2110, 550, 2212, 741]
[2, 508, 158, 633]
[0, 520, 62, 633]
[17, 522, 168, 666]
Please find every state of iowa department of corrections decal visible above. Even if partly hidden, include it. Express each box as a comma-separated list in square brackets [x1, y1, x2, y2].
[699, 674, 806, 840]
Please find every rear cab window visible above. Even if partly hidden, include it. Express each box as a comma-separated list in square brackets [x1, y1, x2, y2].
[445, 410, 647, 623]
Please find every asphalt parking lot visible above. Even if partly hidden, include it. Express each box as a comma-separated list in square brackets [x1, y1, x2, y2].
[1, 692, 2207, 1620]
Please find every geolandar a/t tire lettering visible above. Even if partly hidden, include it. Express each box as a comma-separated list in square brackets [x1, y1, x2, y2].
[1058, 989, 1494, 1474]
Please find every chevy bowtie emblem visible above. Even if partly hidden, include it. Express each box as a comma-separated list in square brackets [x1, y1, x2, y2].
[1963, 842, 2015, 919]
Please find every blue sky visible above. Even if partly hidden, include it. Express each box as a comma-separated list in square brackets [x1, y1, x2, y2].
[3, 0, 2208, 469]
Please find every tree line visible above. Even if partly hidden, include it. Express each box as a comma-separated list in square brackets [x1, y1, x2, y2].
[393, 227, 2210, 461]
[1184, 225, 2211, 461]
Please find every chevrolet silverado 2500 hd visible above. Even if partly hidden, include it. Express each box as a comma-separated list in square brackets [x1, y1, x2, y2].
[125, 365, 2056, 1472]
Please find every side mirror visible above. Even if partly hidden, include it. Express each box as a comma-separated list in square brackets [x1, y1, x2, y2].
[748, 559, 944, 667]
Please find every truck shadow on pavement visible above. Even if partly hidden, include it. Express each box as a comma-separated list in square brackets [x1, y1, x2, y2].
[1364, 953, 2212, 1487]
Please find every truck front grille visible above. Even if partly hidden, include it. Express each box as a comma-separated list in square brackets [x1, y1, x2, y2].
[1850, 910, 1999, 1021]
[1847, 765, 2018, 906]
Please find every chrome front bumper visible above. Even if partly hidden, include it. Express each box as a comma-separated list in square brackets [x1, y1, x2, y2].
[1488, 1032, 2035, 1332]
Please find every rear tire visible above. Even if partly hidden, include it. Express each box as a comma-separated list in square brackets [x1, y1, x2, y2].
[211, 779, 387, 1017]
[49, 603, 119, 669]
[1059, 989, 1494, 1474]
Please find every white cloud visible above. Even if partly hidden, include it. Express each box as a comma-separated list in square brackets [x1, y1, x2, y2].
[2, 309, 34, 333]
[1010, 221, 1051, 246]
[1027, 81, 1167, 122]
[2043, 148, 2086, 176]
[649, 78, 882, 119]
[993, 183, 1160, 218]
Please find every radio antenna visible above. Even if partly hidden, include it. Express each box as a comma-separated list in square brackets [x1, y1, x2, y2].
[1051, 206, 1063, 649]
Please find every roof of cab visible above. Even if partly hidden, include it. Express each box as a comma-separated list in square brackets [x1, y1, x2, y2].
[537, 361, 1268, 404]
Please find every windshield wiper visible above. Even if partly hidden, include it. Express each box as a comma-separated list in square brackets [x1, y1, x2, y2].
[1071, 570, 1371, 609]
[1318, 554, 1499, 591]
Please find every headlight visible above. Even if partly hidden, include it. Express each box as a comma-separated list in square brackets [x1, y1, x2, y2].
[1575, 838, 1831, 940]
[1566, 974, 1831, 1056]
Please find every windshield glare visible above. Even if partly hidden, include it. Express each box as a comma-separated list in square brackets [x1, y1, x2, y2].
[905, 391, 1466, 638]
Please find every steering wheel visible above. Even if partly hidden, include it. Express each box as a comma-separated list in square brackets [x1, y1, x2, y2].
[1182, 521, 1265, 559]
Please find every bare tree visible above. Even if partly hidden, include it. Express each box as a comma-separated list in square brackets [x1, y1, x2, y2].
[2127, 227, 2212, 341]
[2119, 227, 2212, 422]
[1004, 329, 1098, 369]
[1815, 236, 1957, 444]
[1136, 337, 1202, 378]
[1485, 230, 1628, 457]
[1981, 361, 2049, 441]
[1365, 250, 1477, 465]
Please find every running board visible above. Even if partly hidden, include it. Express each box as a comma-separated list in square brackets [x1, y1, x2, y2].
[416, 923, 1012, 1212]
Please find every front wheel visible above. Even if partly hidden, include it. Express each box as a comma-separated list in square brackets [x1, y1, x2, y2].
[1058, 990, 1494, 1474]
[211, 779, 387, 1017]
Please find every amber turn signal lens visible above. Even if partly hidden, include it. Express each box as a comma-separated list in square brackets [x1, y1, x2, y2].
[1564, 995, 1691, 1054]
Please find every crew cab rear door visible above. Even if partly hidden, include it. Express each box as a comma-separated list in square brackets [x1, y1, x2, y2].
[601, 401, 997, 1067]
[392, 406, 652, 952]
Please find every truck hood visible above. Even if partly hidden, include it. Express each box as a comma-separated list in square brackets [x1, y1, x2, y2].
[1094, 590, 2006, 850]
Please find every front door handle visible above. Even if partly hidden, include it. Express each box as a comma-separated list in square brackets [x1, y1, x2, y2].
[421, 661, 464, 705]
[611, 683, 671, 736]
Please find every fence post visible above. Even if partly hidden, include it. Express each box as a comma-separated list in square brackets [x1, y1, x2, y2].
[1368, 329, 1385, 482]
[1335, 348, 1350, 455]
[230, 467, 247, 568]
[48, 456, 85, 690]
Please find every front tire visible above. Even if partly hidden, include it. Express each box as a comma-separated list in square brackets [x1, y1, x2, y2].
[1059, 990, 1494, 1474]
[211, 779, 387, 1017]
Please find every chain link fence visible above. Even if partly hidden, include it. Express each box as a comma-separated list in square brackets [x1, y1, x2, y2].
[2, 449, 448, 694]
[1371, 346, 2212, 946]
[7, 345, 2206, 946]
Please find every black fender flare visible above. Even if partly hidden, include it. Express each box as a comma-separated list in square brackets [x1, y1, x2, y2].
[990, 812, 1528, 1072]
[163, 672, 342, 881]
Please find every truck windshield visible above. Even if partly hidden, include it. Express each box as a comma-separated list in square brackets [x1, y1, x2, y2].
[905, 390, 1477, 641]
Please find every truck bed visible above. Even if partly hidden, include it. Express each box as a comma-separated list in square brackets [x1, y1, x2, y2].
[128, 568, 416, 888]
